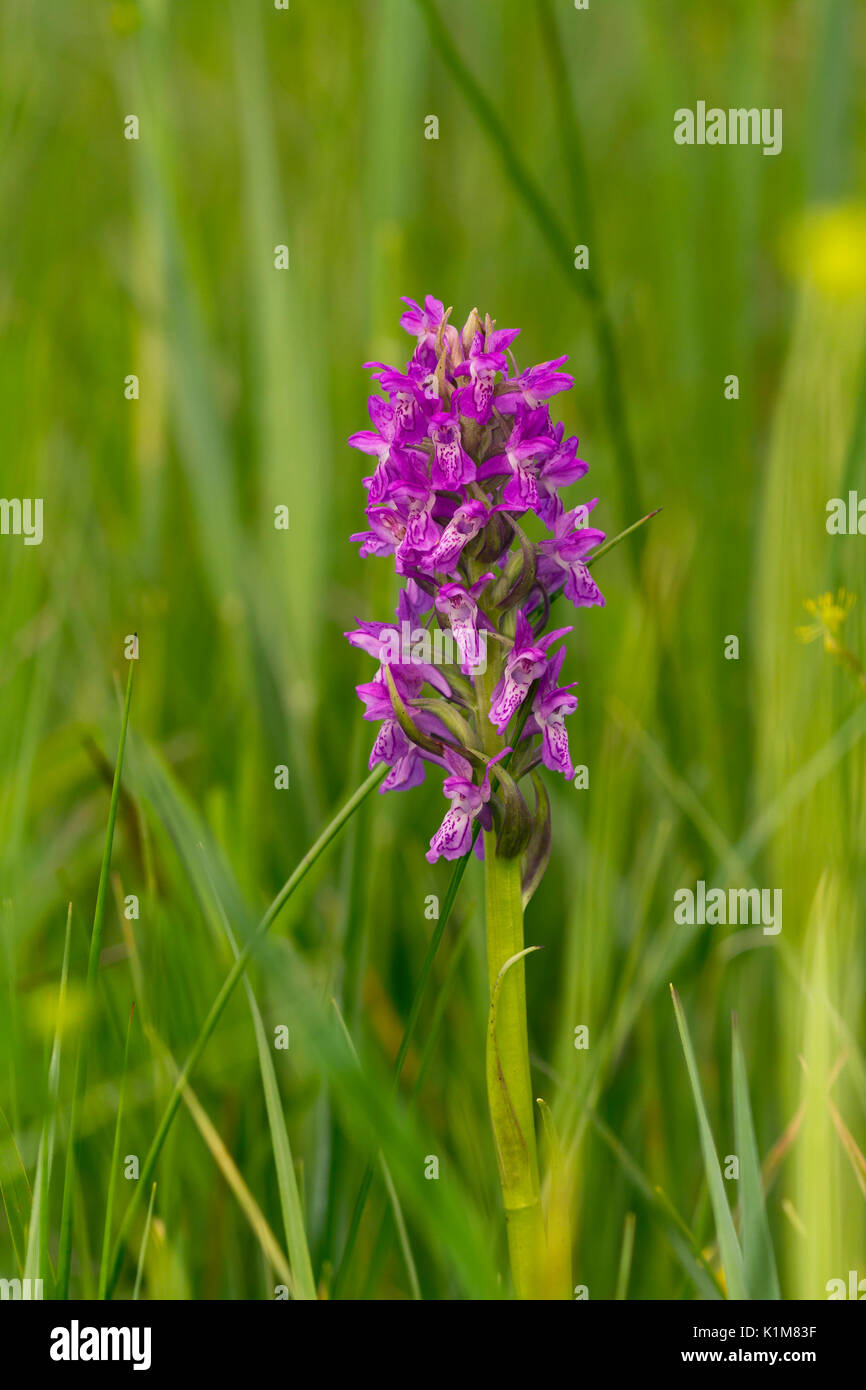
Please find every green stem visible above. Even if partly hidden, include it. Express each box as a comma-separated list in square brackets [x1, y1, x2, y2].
[484, 846, 546, 1298]
[474, 639, 550, 1299]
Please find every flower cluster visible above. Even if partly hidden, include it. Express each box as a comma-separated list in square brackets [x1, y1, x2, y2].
[345, 296, 605, 867]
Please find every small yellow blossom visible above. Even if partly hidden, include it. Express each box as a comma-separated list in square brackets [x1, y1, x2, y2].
[797, 591, 866, 691]
[796, 589, 855, 649]
[781, 203, 866, 300]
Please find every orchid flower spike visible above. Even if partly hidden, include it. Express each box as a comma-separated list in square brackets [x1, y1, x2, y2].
[346, 296, 607, 872]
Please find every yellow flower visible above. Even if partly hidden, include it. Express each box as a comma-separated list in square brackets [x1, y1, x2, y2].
[781, 203, 866, 300]
[796, 589, 856, 650]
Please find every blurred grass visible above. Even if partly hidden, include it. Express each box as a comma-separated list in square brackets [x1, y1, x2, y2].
[1, 0, 865, 1300]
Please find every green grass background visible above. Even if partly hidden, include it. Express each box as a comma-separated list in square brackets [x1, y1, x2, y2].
[1, 0, 865, 1300]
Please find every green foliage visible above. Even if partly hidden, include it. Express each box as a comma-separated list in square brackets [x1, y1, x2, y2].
[1, 0, 864, 1300]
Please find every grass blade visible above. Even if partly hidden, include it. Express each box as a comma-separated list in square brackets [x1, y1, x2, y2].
[331, 999, 422, 1301]
[537, 1097, 573, 1297]
[132, 1183, 157, 1301]
[104, 763, 386, 1298]
[587, 1107, 724, 1300]
[155, 1035, 293, 1291]
[731, 1015, 781, 1299]
[414, 0, 645, 537]
[240, 973, 317, 1300]
[671, 985, 748, 1300]
[332, 835, 476, 1297]
[414, 0, 573, 286]
[615, 1211, 637, 1301]
[23, 902, 73, 1286]
[377, 1156, 421, 1301]
[57, 658, 135, 1297]
[586, 510, 663, 570]
[132, 738, 318, 1300]
[97, 1004, 135, 1299]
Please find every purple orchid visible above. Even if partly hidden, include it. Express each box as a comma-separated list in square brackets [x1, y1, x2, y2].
[478, 407, 557, 513]
[533, 426, 589, 523]
[452, 328, 517, 423]
[426, 748, 510, 863]
[536, 500, 606, 608]
[349, 395, 425, 503]
[429, 412, 476, 490]
[420, 499, 491, 574]
[340, 299, 655, 1305]
[370, 719, 427, 792]
[495, 355, 574, 412]
[386, 477, 440, 563]
[346, 296, 616, 867]
[363, 363, 429, 442]
[356, 672, 450, 793]
[435, 574, 494, 673]
[524, 647, 578, 779]
[488, 611, 572, 734]
[345, 617, 451, 698]
[400, 295, 456, 355]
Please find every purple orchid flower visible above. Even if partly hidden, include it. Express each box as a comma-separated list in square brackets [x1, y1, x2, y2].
[386, 478, 440, 562]
[369, 719, 427, 792]
[346, 295, 624, 868]
[524, 647, 578, 779]
[352, 474, 440, 568]
[478, 407, 557, 512]
[488, 611, 573, 734]
[452, 329, 517, 423]
[406, 346, 449, 413]
[426, 748, 511, 863]
[495, 356, 574, 412]
[356, 670, 448, 793]
[533, 427, 589, 523]
[349, 506, 405, 561]
[419, 499, 491, 574]
[429, 412, 476, 490]
[434, 574, 494, 673]
[349, 395, 425, 502]
[400, 294, 453, 353]
[536, 501, 606, 608]
[345, 618, 451, 697]
[339, 296, 652, 1310]
[363, 363, 428, 442]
